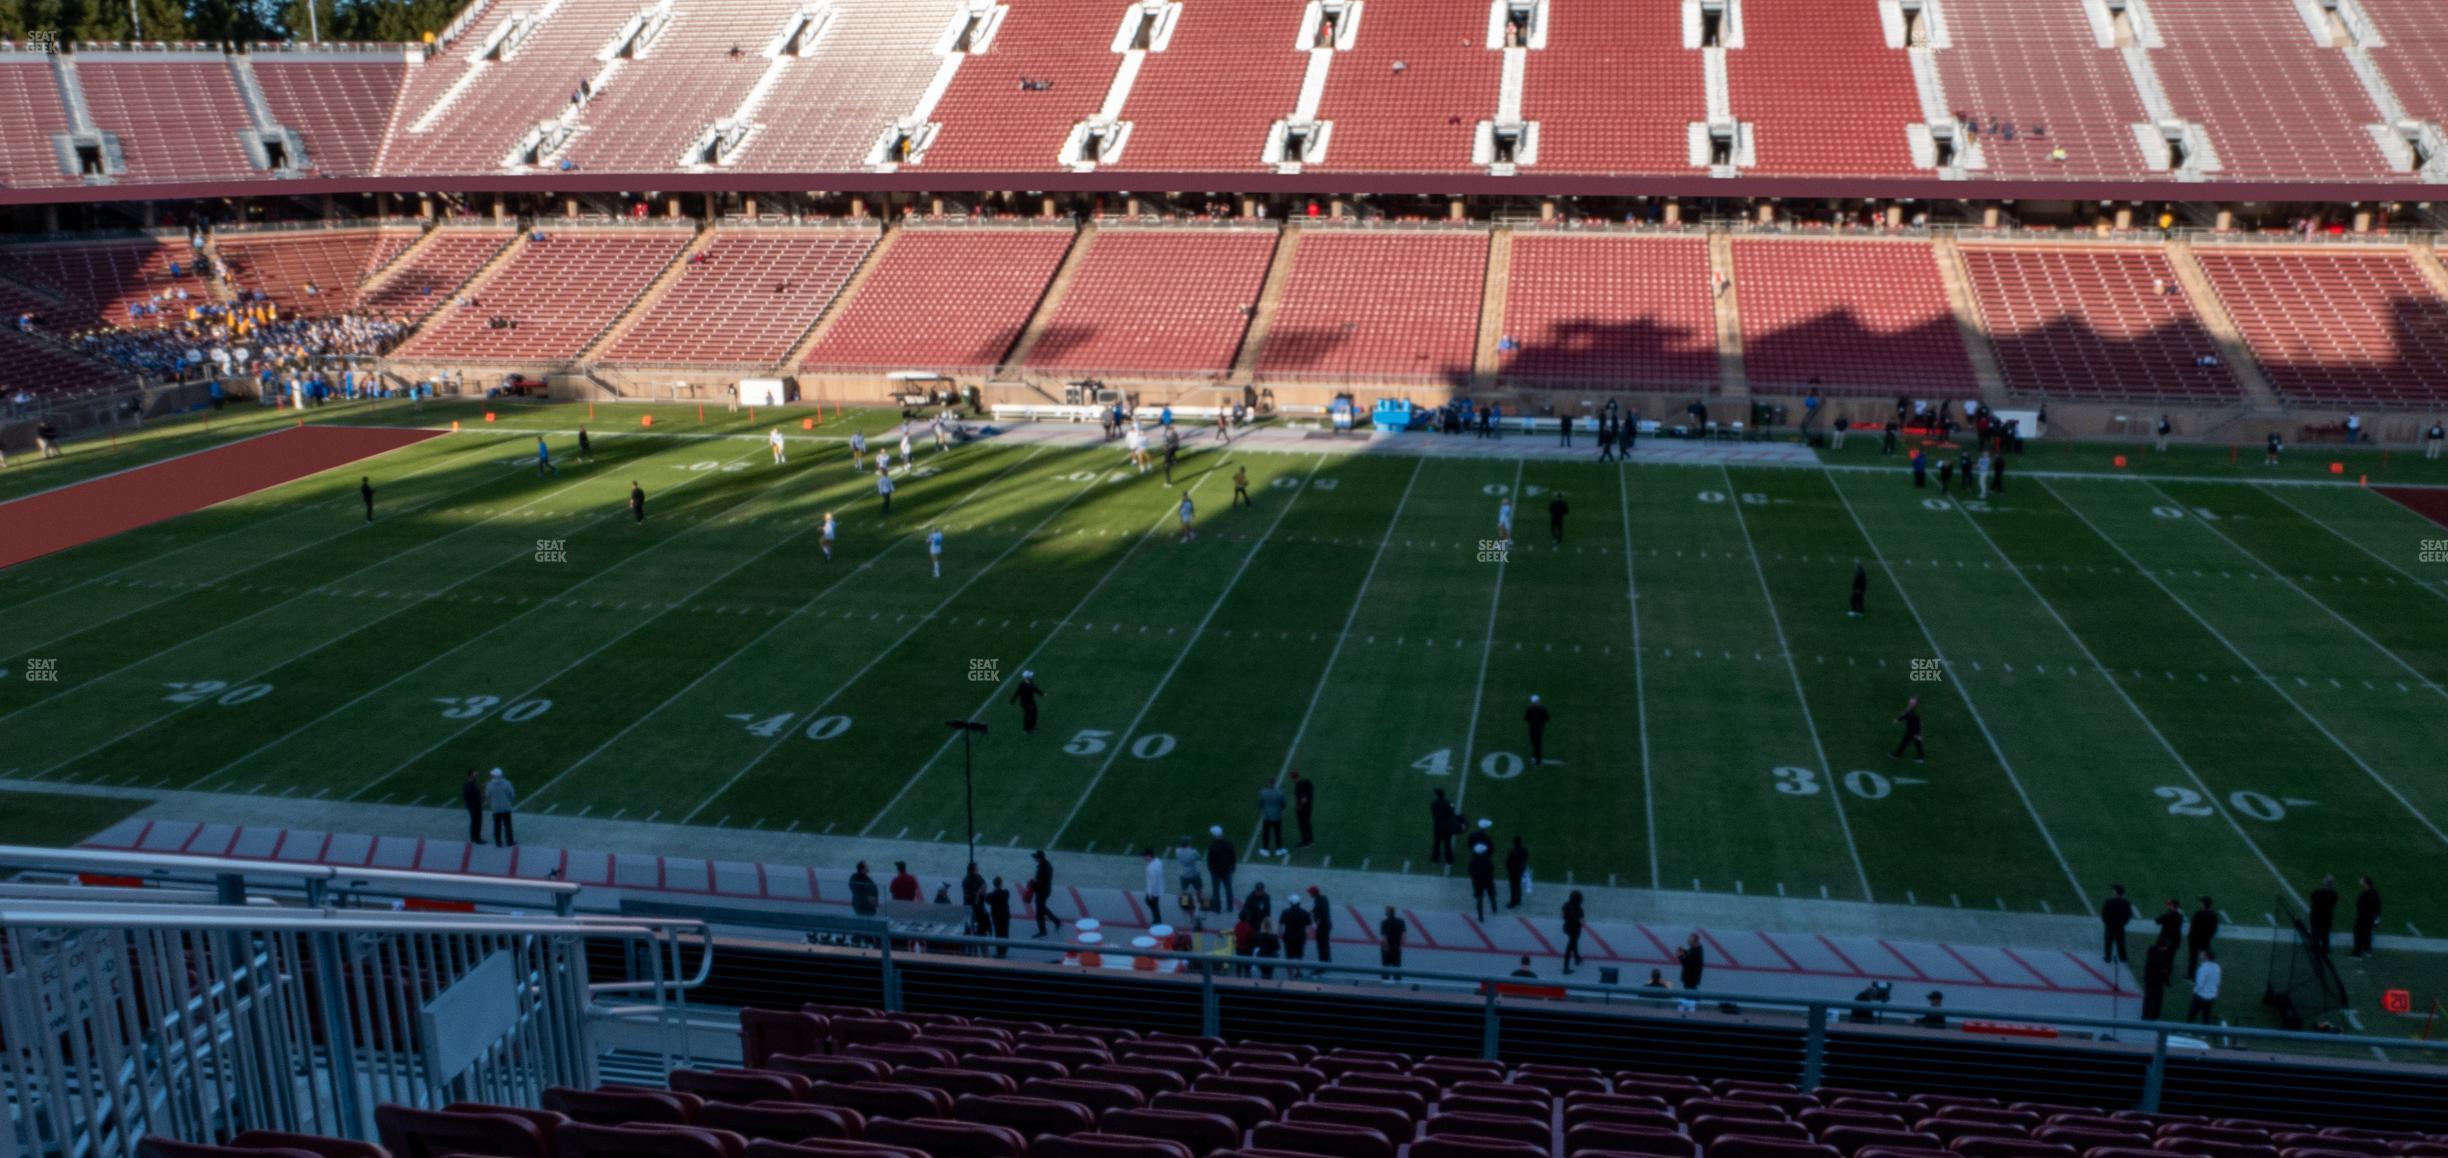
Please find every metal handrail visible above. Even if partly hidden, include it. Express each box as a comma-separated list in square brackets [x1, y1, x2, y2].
[0, 842, 582, 913]
[851, 929, 2448, 1076]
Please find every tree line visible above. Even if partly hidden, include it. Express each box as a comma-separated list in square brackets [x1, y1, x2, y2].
[0, 0, 462, 46]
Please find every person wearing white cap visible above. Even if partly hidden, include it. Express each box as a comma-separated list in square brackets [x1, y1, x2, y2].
[1524, 693, 1550, 766]
[484, 767, 517, 847]
[1009, 670, 1045, 734]
[770, 427, 787, 464]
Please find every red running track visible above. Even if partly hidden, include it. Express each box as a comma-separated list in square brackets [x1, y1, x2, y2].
[2376, 486, 2448, 531]
[0, 425, 443, 570]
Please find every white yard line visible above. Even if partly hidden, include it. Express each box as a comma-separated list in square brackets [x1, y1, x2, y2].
[1936, 484, 2307, 910]
[329, 462, 884, 798]
[1452, 460, 1525, 815]
[1720, 465, 1876, 902]
[1824, 477, 2093, 907]
[1242, 457, 1429, 856]
[1046, 456, 1326, 849]
[526, 447, 1045, 806]
[4, 443, 530, 663]
[862, 456, 1235, 836]
[2256, 485, 2446, 603]
[0, 438, 669, 736]
[1, 433, 492, 621]
[2045, 480, 2448, 849]
[1618, 468, 1663, 890]
[85, 442, 775, 789]
[685, 453, 1106, 825]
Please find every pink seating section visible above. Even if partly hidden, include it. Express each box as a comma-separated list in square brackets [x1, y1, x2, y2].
[0, 59, 73, 186]
[0, 239, 199, 328]
[1498, 235, 1717, 390]
[2358, 0, 2448, 132]
[395, 230, 691, 360]
[1959, 246, 2238, 401]
[1521, 9, 1705, 177]
[1307, 0, 1501, 173]
[1255, 231, 1488, 382]
[802, 229, 1073, 372]
[2142, 0, 2398, 182]
[1110, 0, 1309, 172]
[76, 60, 260, 182]
[729, 0, 969, 172]
[1930, 0, 2152, 178]
[605, 230, 878, 366]
[251, 58, 410, 177]
[560, 0, 805, 172]
[1020, 230, 1274, 377]
[217, 230, 421, 314]
[2192, 250, 2448, 406]
[1730, 240, 1975, 397]
[916, 0, 1128, 170]
[381, 0, 642, 174]
[360, 230, 516, 321]
[1726, 1, 1919, 176]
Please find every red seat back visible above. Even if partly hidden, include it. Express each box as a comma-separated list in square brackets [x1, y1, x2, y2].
[744, 1140, 924, 1158]
[1287, 1101, 1414, 1143]
[1102, 1108, 1243, 1157]
[138, 1140, 321, 1158]
[863, 1118, 1026, 1158]
[379, 1104, 555, 1158]
[1031, 1136, 1197, 1158]
[954, 1093, 1099, 1138]
[696, 1102, 861, 1143]
[670, 1070, 808, 1107]
[1080, 1065, 1191, 1097]
[551, 1123, 741, 1158]
[227, 1133, 388, 1158]
[543, 1088, 695, 1127]
[1565, 1126, 1699, 1158]
[1424, 1112, 1550, 1149]
[831, 1019, 918, 1049]
[893, 1067, 1017, 1099]
[1820, 1128, 1940, 1156]
[1336, 1073, 1437, 1102]
[1440, 1096, 1548, 1123]
[1250, 1121, 1396, 1158]
[767, 1056, 892, 1085]
[1194, 1075, 1303, 1112]
[967, 1055, 1071, 1083]
[1412, 1138, 1550, 1158]
[742, 1011, 830, 1069]
[803, 1081, 952, 1121]
[846, 1044, 958, 1071]
[1152, 1091, 1278, 1133]
[1022, 1078, 1149, 1114]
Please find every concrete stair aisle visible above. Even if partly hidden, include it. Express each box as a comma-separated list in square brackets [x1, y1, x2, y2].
[1229, 224, 1301, 383]
[365, 225, 441, 285]
[578, 224, 716, 361]
[779, 223, 900, 372]
[1471, 227, 1514, 387]
[999, 222, 1098, 370]
[2164, 239, 2281, 410]
[1930, 235, 2012, 411]
[1708, 229, 1749, 398]
[2409, 240, 2448, 301]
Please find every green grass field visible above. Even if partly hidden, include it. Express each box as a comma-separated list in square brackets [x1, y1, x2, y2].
[4, 402, 2448, 947]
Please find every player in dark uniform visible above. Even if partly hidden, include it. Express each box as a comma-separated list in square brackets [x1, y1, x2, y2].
[360, 477, 375, 522]
[1891, 697, 1925, 762]
[1010, 670, 1045, 734]
[629, 481, 646, 523]
[1548, 494, 1569, 544]
[1849, 561, 1868, 617]
[1524, 694, 1551, 766]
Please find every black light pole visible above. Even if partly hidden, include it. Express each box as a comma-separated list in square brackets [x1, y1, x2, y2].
[945, 720, 988, 869]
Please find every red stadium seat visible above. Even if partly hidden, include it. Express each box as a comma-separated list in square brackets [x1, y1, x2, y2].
[743, 1011, 832, 1068]
[1411, 1138, 1551, 1158]
[1567, 1127, 1700, 1158]
[893, 1067, 1018, 1099]
[958, 1093, 1100, 1138]
[863, 1118, 1026, 1158]
[803, 1081, 952, 1121]
[696, 1102, 862, 1143]
[551, 1123, 744, 1158]
[1152, 1091, 1279, 1133]
[1031, 1137, 1196, 1158]
[670, 1069, 809, 1106]
[1286, 1101, 1414, 1143]
[769, 1056, 893, 1085]
[227, 1133, 388, 1158]
[1023, 1078, 1150, 1114]
[1250, 1121, 1396, 1158]
[1103, 1108, 1245, 1156]
[1424, 1113, 1552, 1149]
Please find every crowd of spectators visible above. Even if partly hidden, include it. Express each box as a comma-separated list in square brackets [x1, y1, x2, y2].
[71, 300, 408, 394]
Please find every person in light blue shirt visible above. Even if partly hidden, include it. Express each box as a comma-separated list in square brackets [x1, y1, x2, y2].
[535, 436, 557, 477]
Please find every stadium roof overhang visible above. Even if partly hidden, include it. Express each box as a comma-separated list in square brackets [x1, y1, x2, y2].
[1, 172, 2437, 209]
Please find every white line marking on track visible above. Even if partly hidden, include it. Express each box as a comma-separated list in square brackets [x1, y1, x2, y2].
[1722, 465, 1874, 902]
[1619, 467, 1662, 890]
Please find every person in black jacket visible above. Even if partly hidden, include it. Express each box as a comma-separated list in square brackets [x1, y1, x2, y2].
[2141, 933, 2176, 1020]
[1279, 899, 1311, 976]
[848, 862, 879, 917]
[361, 477, 376, 522]
[629, 480, 646, 523]
[459, 768, 484, 842]
[1239, 881, 1272, 929]
[1678, 932, 1706, 990]
[1891, 697, 1926, 762]
[1524, 694, 1551, 766]
[2155, 897, 2185, 946]
[1010, 671, 1046, 735]
[1292, 771, 1316, 847]
[1548, 493, 1569, 544]
[1379, 906, 1407, 977]
[2352, 876, 2382, 959]
[1030, 850, 1056, 935]
[2307, 874, 2340, 956]
[1429, 789, 1458, 864]
[1468, 836, 1499, 920]
[1849, 561, 1868, 618]
[2100, 883, 2135, 964]
[1560, 891, 1586, 974]
[1308, 886, 1334, 963]
[1206, 825, 1238, 912]
[2187, 896, 2219, 978]
[1505, 836, 1530, 909]
[985, 876, 1013, 956]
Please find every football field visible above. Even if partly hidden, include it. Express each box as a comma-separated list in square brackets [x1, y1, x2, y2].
[3, 403, 2447, 936]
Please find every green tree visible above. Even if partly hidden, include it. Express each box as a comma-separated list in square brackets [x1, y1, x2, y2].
[191, 0, 275, 41]
[273, 0, 333, 40]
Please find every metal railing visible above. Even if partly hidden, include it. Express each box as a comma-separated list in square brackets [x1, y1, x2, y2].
[750, 929, 2448, 1113]
[0, 843, 583, 915]
[0, 901, 709, 1158]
